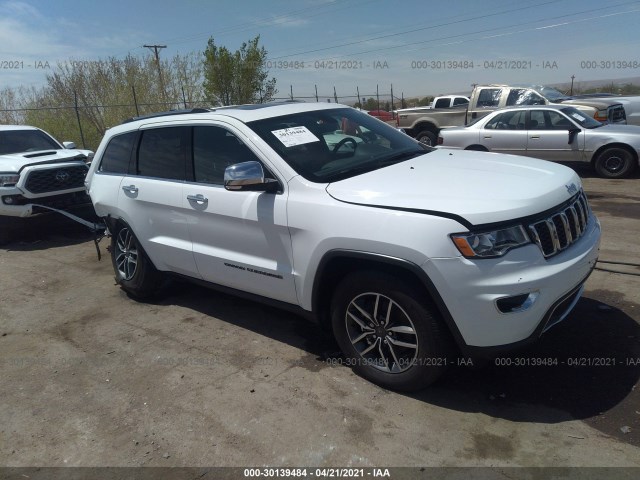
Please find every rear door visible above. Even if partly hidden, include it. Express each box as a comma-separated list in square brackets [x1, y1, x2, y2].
[117, 126, 199, 276]
[183, 124, 297, 304]
[479, 110, 528, 154]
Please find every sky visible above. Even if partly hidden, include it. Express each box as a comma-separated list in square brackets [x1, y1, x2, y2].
[1, 0, 640, 102]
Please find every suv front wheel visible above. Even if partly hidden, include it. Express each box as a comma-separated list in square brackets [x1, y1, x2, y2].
[111, 224, 165, 298]
[330, 271, 451, 391]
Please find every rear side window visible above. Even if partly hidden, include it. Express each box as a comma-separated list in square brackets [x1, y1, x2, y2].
[453, 97, 468, 106]
[485, 111, 526, 130]
[434, 98, 450, 108]
[137, 127, 188, 180]
[99, 132, 137, 174]
[476, 89, 502, 107]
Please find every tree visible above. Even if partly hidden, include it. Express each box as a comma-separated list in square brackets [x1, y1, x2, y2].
[203, 35, 277, 105]
[19, 53, 205, 150]
[363, 98, 378, 110]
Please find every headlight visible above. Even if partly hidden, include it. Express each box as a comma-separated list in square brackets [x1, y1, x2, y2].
[451, 225, 530, 258]
[0, 173, 20, 187]
[593, 110, 608, 122]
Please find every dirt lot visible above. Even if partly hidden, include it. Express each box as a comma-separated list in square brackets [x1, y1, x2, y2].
[0, 166, 639, 470]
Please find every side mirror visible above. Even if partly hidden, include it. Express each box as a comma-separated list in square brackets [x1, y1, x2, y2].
[63, 141, 77, 149]
[568, 128, 580, 144]
[224, 161, 278, 192]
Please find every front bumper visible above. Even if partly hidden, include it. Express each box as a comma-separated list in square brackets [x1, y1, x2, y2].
[424, 214, 601, 349]
[0, 190, 92, 218]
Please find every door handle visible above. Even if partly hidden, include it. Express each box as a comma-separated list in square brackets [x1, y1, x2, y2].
[483, 135, 492, 139]
[530, 135, 540, 139]
[187, 194, 208, 204]
[122, 185, 138, 194]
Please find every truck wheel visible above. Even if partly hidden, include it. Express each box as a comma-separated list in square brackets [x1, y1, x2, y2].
[415, 130, 437, 147]
[111, 224, 165, 298]
[594, 147, 636, 178]
[330, 271, 451, 391]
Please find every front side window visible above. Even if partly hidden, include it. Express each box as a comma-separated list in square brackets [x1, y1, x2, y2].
[453, 97, 469, 106]
[193, 126, 261, 185]
[247, 107, 428, 183]
[506, 89, 545, 106]
[529, 110, 574, 130]
[137, 127, 187, 180]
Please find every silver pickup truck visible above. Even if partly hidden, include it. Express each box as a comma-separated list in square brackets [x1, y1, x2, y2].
[397, 84, 627, 146]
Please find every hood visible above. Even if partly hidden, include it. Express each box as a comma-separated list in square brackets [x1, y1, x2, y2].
[326, 149, 580, 228]
[0, 149, 91, 173]
[588, 124, 640, 135]
[561, 98, 622, 109]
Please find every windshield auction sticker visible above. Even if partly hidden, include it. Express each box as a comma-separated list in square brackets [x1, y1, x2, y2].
[272, 126, 320, 147]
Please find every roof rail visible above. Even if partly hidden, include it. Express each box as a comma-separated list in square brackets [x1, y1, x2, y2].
[122, 108, 211, 124]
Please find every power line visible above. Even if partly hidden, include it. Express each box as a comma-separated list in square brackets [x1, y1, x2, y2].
[271, 1, 638, 60]
[268, 0, 562, 60]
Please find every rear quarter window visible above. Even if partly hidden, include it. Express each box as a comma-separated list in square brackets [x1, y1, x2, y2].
[99, 132, 137, 174]
[476, 89, 502, 107]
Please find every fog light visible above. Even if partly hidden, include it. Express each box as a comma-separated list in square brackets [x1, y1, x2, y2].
[3, 196, 16, 205]
[496, 291, 540, 313]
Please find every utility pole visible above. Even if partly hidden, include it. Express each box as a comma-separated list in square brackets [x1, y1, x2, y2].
[144, 44, 167, 106]
[570, 75, 575, 96]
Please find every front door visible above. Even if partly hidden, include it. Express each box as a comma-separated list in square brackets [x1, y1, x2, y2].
[183, 125, 297, 304]
[525, 109, 583, 162]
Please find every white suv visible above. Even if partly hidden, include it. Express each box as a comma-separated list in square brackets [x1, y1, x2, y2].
[85, 102, 601, 391]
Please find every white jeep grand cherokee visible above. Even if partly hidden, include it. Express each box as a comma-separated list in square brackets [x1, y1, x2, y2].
[85, 102, 601, 391]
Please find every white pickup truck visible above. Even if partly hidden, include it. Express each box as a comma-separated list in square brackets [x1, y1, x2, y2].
[0, 125, 94, 244]
[431, 95, 470, 109]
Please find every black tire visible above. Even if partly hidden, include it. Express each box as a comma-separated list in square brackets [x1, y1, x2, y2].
[330, 271, 452, 391]
[415, 130, 437, 147]
[594, 147, 636, 178]
[0, 230, 12, 246]
[111, 224, 165, 298]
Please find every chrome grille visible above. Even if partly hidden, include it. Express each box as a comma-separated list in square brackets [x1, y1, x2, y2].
[529, 192, 590, 257]
[608, 104, 627, 124]
[24, 165, 88, 194]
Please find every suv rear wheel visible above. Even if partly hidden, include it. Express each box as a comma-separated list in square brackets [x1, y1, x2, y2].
[330, 271, 451, 391]
[111, 224, 165, 298]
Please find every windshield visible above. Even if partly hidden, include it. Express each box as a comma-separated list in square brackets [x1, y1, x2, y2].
[560, 107, 603, 129]
[0, 129, 62, 155]
[247, 107, 429, 182]
[532, 85, 571, 102]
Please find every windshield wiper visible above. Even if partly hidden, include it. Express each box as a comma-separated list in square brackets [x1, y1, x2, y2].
[380, 149, 426, 164]
[325, 150, 426, 182]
